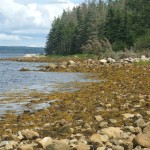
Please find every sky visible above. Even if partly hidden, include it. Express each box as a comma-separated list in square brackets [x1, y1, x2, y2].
[0, 0, 83, 47]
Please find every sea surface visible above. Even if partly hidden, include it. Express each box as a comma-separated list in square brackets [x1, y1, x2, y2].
[0, 47, 96, 115]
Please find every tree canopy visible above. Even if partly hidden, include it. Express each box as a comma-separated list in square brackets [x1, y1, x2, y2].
[45, 0, 150, 55]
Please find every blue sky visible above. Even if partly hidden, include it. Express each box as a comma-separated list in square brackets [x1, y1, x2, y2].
[0, 0, 83, 47]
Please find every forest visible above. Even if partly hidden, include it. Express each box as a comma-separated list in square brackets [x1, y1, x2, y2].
[45, 0, 150, 56]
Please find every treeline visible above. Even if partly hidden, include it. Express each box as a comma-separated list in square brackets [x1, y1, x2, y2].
[45, 0, 150, 55]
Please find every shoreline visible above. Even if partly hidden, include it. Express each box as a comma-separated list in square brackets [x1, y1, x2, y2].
[0, 57, 150, 149]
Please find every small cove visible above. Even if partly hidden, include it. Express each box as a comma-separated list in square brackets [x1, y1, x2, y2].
[0, 60, 99, 116]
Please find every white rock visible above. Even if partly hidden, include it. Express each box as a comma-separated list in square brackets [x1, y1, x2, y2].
[99, 59, 107, 65]
[107, 58, 116, 63]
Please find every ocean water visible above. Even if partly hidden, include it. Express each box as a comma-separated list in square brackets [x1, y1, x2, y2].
[0, 47, 96, 115]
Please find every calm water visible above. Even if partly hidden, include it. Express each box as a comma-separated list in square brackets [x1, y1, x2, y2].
[0, 48, 96, 115]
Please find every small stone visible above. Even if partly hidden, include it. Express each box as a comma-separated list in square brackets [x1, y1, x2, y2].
[84, 123, 91, 129]
[96, 147, 106, 150]
[112, 145, 124, 150]
[101, 127, 123, 139]
[99, 122, 108, 128]
[143, 123, 150, 133]
[46, 140, 70, 150]
[135, 118, 146, 127]
[17, 144, 34, 150]
[37, 137, 53, 149]
[122, 113, 134, 119]
[21, 129, 39, 140]
[95, 115, 104, 122]
[76, 143, 90, 150]
[109, 119, 117, 124]
[0, 141, 8, 147]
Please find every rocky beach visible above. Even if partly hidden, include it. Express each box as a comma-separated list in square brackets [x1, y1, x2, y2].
[0, 55, 150, 150]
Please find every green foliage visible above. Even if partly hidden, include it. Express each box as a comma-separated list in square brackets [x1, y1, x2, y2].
[135, 34, 150, 50]
[45, 0, 150, 55]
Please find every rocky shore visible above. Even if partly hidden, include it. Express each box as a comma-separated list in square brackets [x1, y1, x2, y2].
[0, 55, 150, 150]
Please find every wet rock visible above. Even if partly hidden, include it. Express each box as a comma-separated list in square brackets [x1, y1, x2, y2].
[21, 129, 39, 140]
[46, 140, 70, 150]
[37, 137, 53, 149]
[20, 68, 30, 71]
[134, 133, 150, 148]
[101, 127, 123, 139]
[95, 115, 104, 122]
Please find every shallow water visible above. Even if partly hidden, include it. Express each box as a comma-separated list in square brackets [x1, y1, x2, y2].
[0, 60, 97, 116]
[0, 48, 98, 116]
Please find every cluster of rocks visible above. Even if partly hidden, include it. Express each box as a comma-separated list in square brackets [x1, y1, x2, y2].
[1, 113, 150, 150]
[43, 55, 150, 71]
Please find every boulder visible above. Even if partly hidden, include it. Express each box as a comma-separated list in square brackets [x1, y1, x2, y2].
[21, 129, 39, 140]
[134, 133, 150, 148]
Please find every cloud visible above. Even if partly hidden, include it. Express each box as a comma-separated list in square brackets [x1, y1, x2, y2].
[0, 0, 77, 46]
[0, 34, 31, 40]
[0, 34, 20, 40]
